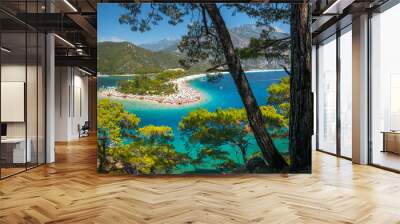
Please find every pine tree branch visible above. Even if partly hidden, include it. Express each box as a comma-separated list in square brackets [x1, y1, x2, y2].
[279, 64, 291, 76]
[200, 4, 217, 39]
[206, 63, 227, 72]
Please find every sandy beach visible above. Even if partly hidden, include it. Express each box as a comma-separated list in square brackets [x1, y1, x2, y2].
[98, 69, 283, 106]
[98, 73, 209, 106]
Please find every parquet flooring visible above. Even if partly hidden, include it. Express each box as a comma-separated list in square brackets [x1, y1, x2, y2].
[0, 136, 400, 223]
[0, 167, 26, 178]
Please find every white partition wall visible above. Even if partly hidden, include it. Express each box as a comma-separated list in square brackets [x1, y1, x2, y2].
[55, 67, 89, 141]
[1, 82, 25, 122]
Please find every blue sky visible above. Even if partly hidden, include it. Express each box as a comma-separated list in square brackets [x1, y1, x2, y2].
[98, 3, 289, 45]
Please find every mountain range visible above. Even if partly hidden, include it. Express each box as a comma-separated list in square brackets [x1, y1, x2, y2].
[97, 42, 181, 74]
[139, 38, 181, 53]
[139, 24, 288, 52]
[98, 24, 289, 74]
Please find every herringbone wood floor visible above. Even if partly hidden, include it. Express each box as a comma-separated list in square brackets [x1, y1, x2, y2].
[1, 136, 400, 224]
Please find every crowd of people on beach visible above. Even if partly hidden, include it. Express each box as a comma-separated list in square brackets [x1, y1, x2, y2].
[98, 74, 204, 105]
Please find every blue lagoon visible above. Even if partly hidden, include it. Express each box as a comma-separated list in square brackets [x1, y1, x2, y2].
[98, 70, 289, 173]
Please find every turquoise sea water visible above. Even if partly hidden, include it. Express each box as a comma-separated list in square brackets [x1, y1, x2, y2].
[98, 70, 289, 173]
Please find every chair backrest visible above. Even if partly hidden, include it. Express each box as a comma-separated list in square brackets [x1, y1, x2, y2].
[82, 121, 90, 129]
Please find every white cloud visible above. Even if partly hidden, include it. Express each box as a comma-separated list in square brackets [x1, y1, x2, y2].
[273, 26, 284, 33]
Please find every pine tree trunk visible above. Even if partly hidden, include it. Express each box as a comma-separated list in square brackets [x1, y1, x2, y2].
[238, 144, 248, 164]
[205, 4, 288, 170]
[289, 1, 313, 172]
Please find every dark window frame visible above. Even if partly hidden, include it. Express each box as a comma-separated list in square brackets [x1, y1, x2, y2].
[315, 23, 353, 161]
[0, 0, 48, 180]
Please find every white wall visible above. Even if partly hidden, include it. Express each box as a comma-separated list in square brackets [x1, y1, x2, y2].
[54, 67, 89, 141]
[1, 65, 26, 138]
[1, 63, 46, 164]
[72, 72, 89, 138]
[1, 65, 41, 137]
[55, 66, 70, 141]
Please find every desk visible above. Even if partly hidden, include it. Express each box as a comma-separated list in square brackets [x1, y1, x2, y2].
[1, 138, 31, 163]
[382, 131, 400, 154]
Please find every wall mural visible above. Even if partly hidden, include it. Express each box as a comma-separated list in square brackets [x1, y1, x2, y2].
[97, 2, 310, 175]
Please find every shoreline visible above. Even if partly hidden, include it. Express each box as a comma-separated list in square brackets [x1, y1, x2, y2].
[98, 73, 208, 106]
[97, 73, 139, 77]
[97, 69, 285, 106]
[97, 68, 284, 77]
